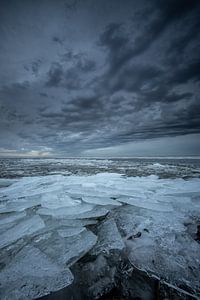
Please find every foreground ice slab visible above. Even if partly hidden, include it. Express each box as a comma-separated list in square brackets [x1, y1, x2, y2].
[111, 204, 200, 295]
[0, 245, 74, 300]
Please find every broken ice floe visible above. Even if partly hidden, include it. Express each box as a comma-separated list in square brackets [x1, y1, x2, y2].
[0, 172, 200, 299]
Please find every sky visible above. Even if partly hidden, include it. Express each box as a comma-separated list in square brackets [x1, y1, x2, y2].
[0, 0, 200, 157]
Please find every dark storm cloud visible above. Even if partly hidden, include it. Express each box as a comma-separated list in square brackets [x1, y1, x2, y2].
[99, 0, 199, 76]
[169, 61, 200, 84]
[106, 63, 163, 93]
[46, 53, 96, 89]
[46, 63, 64, 87]
[40, 94, 104, 132]
[0, 0, 200, 156]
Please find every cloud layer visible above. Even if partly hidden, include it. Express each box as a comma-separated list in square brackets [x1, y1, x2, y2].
[0, 0, 199, 156]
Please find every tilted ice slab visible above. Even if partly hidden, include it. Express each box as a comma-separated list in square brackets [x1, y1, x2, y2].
[0, 211, 26, 226]
[0, 215, 45, 249]
[55, 218, 98, 227]
[0, 179, 15, 188]
[38, 203, 109, 220]
[34, 229, 97, 266]
[41, 191, 81, 209]
[0, 175, 63, 198]
[58, 227, 86, 238]
[37, 203, 95, 217]
[70, 206, 109, 220]
[91, 218, 125, 256]
[0, 245, 74, 300]
[117, 195, 173, 212]
[82, 196, 121, 206]
[0, 196, 41, 213]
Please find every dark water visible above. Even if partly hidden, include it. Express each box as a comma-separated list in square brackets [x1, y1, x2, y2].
[0, 157, 200, 179]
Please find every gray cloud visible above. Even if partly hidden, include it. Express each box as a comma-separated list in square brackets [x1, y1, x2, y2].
[0, 0, 199, 156]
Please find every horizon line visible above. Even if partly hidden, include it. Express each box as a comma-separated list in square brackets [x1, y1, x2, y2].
[0, 155, 200, 159]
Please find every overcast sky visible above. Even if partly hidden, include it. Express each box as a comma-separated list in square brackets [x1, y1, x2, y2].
[0, 0, 200, 157]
